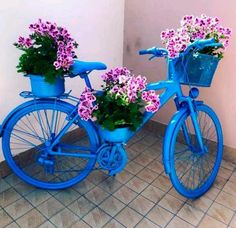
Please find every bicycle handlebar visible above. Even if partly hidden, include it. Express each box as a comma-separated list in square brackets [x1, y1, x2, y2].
[139, 38, 223, 59]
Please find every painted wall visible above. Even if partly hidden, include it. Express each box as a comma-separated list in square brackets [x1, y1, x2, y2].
[0, 0, 125, 161]
[124, 0, 236, 149]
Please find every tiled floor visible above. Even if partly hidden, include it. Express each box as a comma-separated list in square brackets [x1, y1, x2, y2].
[0, 129, 236, 228]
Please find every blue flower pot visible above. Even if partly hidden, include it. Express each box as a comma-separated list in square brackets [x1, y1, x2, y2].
[29, 74, 65, 97]
[174, 53, 220, 87]
[98, 126, 132, 143]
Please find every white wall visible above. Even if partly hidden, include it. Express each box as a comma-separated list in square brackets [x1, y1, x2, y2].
[0, 0, 125, 161]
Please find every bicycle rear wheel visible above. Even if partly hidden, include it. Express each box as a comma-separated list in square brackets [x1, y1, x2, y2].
[2, 99, 99, 189]
[169, 104, 223, 198]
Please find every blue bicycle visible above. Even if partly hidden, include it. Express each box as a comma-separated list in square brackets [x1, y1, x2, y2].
[1, 38, 223, 198]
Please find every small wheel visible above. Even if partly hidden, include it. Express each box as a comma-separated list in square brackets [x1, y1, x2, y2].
[2, 99, 99, 189]
[97, 144, 127, 176]
[169, 104, 223, 198]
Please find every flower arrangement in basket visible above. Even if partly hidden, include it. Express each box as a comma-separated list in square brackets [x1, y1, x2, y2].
[160, 14, 232, 86]
[14, 19, 78, 97]
[78, 67, 160, 142]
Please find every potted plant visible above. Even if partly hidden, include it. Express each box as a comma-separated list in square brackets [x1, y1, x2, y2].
[160, 14, 232, 86]
[14, 19, 78, 97]
[78, 67, 160, 142]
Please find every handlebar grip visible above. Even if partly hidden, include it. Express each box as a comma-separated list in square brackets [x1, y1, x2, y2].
[139, 50, 149, 55]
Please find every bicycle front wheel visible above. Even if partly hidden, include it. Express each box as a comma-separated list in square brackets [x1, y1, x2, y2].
[169, 104, 223, 198]
[2, 99, 99, 189]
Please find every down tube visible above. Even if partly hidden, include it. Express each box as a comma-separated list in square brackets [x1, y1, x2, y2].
[125, 80, 181, 142]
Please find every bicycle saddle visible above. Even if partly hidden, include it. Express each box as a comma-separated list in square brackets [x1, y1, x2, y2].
[71, 60, 107, 75]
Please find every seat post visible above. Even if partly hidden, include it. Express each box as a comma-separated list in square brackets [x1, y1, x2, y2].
[81, 73, 92, 89]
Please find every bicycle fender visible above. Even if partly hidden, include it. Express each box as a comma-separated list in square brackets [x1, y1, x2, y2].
[0, 99, 77, 137]
[162, 107, 188, 174]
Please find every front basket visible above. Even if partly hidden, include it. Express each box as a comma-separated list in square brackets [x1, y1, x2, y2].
[173, 53, 220, 87]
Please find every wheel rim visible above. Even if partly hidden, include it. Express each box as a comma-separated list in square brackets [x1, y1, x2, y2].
[171, 106, 222, 194]
[3, 102, 97, 189]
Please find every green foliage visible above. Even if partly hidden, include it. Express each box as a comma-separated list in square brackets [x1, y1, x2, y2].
[93, 92, 143, 131]
[14, 34, 64, 84]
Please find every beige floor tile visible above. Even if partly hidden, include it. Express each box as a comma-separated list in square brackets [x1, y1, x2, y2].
[177, 204, 204, 226]
[141, 134, 158, 146]
[229, 171, 236, 183]
[0, 188, 21, 207]
[218, 167, 233, 179]
[125, 176, 148, 193]
[5, 222, 21, 228]
[25, 189, 51, 207]
[68, 196, 95, 218]
[4, 197, 33, 220]
[72, 179, 95, 194]
[129, 142, 149, 153]
[168, 188, 187, 202]
[198, 215, 227, 228]
[99, 177, 122, 193]
[87, 171, 108, 185]
[38, 221, 56, 228]
[148, 160, 164, 174]
[50, 208, 79, 228]
[137, 168, 159, 183]
[147, 205, 174, 227]
[37, 197, 64, 219]
[0, 209, 13, 227]
[158, 194, 184, 214]
[115, 207, 143, 228]
[204, 186, 221, 200]
[114, 170, 134, 184]
[141, 185, 165, 203]
[216, 190, 236, 210]
[0, 179, 11, 193]
[166, 216, 194, 228]
[83, 207, 111, 228]
[13, 182, 35, 196]
[221, 159, 235, 171]
[70, 220, 90, 228]
[144, 147, 162, 160]
[229, 213, 236, 228]
[152, 175, 172, 192]
[16, 208, 46, 228]
[207, 202, 234, 224]
[125, 161, 144, 175]
[136, 218, 159, 228]
[214, 176, 228, 189]
[85, 186, 109, 205]
[54, 188, 80, 206]
[99, 196, 125, 217]
[103, 219, 125, 228]
[134, 153, 153, 166]
[113, 185, 137, 204]
[187, 196, 213, 212]
[129, 195, 155, 215]
[223, 181, 236, 197]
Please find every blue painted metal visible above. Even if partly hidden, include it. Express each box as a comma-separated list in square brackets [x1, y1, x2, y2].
[98, 126, 132, 143]
[29, 74, 65, 97]
[168, 104, 223, 198]
[71, 60, 107, 76]
[0, 38, 224, 196]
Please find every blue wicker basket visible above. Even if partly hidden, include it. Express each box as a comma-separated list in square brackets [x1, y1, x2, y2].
[173, 53, 220, 87]
[29, 74, 65, 97]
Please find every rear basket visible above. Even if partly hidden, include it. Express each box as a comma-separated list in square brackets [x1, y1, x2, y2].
[172, 52, 220, 87]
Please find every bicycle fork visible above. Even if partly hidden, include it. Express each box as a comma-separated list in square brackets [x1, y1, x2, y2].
[176, 96, 205, 152]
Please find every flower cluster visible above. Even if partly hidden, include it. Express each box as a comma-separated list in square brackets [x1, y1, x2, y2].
[78, 67, 160, 129]
[161, 14, 232, 58]
[78, 87, 97, 121]
[16, 19, 78, 72]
